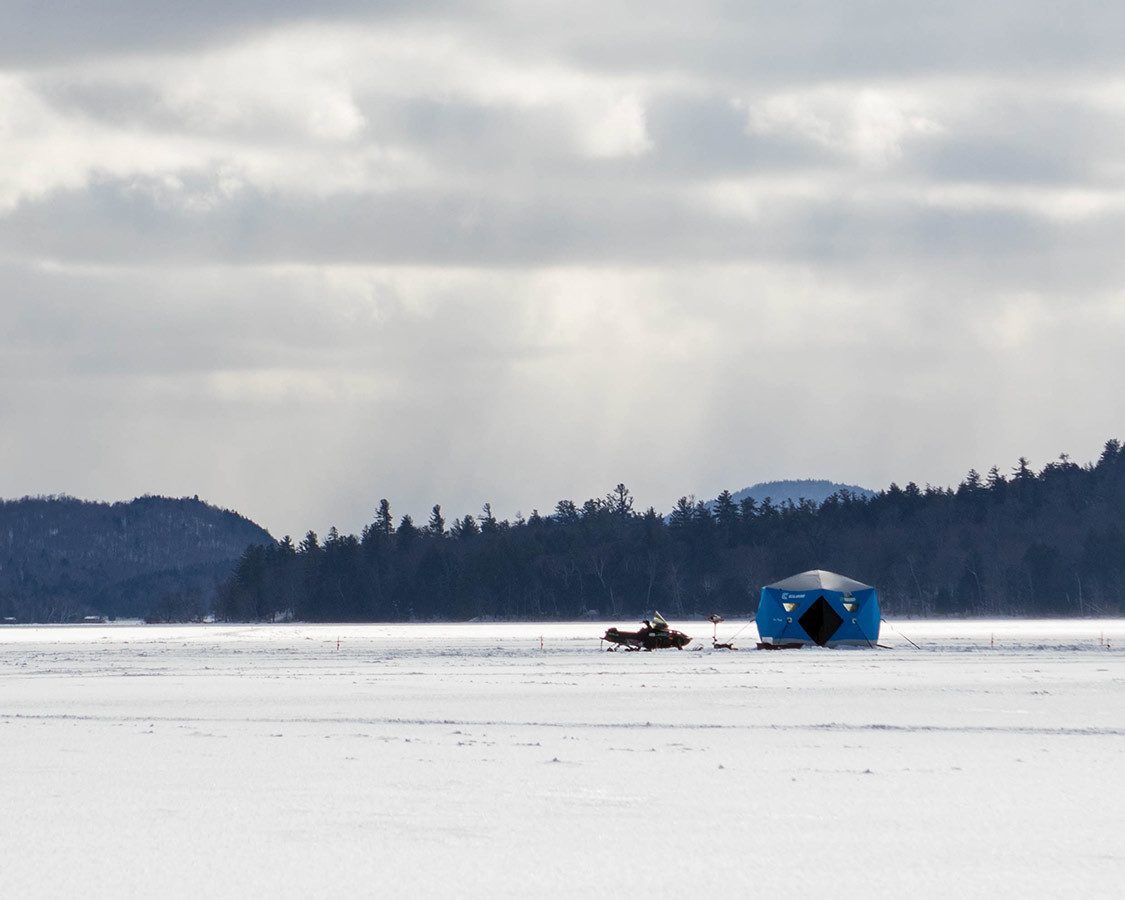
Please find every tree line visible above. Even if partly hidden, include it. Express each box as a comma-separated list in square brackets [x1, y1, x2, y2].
[218, 439, 1125, 622]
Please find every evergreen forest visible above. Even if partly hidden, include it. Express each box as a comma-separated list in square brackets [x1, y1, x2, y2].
[0, 495, 272, 622]
[218, 440, 1125, 622]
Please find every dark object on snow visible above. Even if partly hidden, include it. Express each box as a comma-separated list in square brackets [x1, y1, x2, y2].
[603, 612, 691, 651]
[712, 641, 736, 650]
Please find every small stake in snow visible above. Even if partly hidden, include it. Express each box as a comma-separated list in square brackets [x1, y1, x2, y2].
[539, 635, 544, 651]
[336, 636, 340, 652]
[991, 633, 994, 649]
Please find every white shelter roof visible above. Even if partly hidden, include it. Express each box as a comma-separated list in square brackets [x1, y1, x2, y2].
[765, 569, 872, 592]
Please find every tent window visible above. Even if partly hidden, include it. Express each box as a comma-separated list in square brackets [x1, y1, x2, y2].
[842, 602, 857, 613]
[782, 602, 798, 612]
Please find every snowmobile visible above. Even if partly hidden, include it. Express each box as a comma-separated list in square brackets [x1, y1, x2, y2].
[603, 612, 692, 650]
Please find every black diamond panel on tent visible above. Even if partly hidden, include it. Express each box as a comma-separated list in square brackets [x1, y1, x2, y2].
[798, 595, 843, 646]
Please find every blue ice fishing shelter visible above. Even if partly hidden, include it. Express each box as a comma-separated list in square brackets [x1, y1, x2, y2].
[756, 569, 880, 647]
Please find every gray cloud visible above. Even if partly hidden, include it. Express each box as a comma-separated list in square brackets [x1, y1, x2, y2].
[7, 169, 1121, 298]
[531, 2, 1125, 82]
[2, 4, 1123, 535]
[0, 1, 433, 65]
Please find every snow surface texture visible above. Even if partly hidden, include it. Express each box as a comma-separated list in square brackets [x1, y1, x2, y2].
[1, 620, 1123, 899]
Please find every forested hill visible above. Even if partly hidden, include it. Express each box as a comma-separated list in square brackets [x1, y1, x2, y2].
[221, 440, 1125, 622]
[728, 480, 876, 507]
[0, 495, 272, 622]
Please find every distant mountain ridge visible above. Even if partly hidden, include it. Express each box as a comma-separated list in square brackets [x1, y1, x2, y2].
[728, 479, 876, 507]
[0, 495, 272, 622]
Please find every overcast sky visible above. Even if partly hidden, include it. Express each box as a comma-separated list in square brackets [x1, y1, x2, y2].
[2, 2, 1123, 537]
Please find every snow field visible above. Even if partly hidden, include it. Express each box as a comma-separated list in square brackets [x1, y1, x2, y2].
[1, 620, 1123, 898]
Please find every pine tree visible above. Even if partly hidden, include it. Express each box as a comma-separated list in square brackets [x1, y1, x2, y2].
[608, 483, 634, 519]
[712, 489, 738, 546]
[299, 531, 320, 555]
[553, 500, 579, 525]
[375, 499, 394, 536]
[397, 515, 419, 552]
[480, 503, 499, 534]
[428, 504, 446, 537]
[668, 496, 694, 533]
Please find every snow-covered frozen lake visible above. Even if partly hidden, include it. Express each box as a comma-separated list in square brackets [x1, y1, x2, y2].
[2, 619, 1123, 898]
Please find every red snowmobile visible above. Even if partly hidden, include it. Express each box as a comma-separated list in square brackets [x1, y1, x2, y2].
[603, 612, 692, 651]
